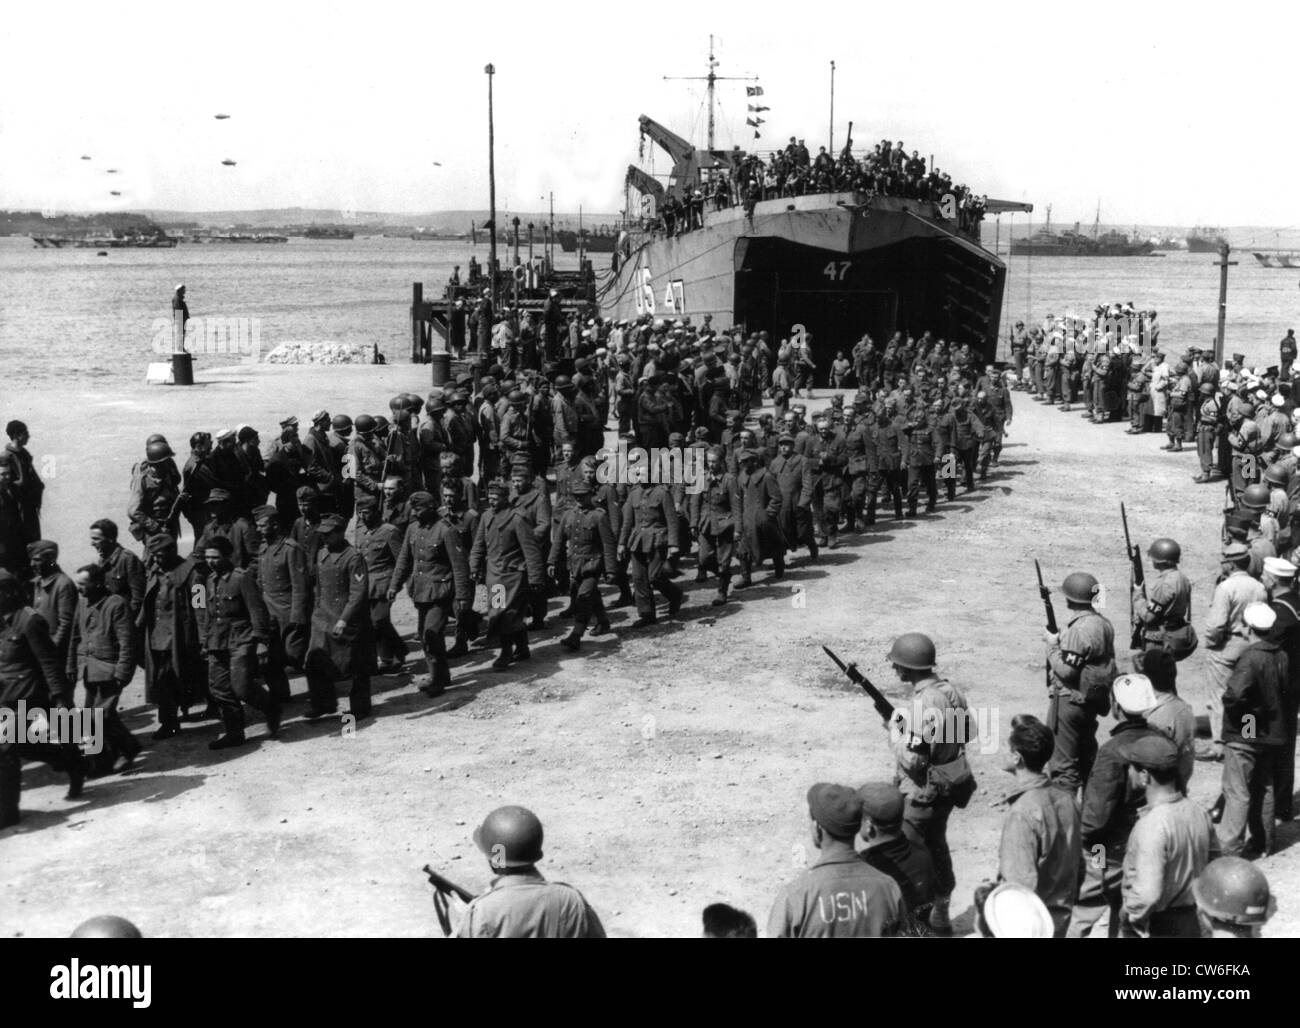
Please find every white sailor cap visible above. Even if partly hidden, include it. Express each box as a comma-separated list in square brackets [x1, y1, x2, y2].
[1112, 673, 1156, 716]
[1264, 557, 1297, 579]
[1273, 394, 1286, 408]
[983, 882, 1054, 939]
[1244, 602, 1277, 632]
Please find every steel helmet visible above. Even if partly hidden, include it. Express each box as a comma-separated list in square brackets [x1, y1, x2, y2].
[1264, 463, 1290, 487]
[331, 414, 353, 432]
[1279, 432, 1299, 451]
[473, 805, 544, 869]
[354, 414, 378, 435]
[1193, 857, 1276, 926]
[1242, 483, 1271, 510]
[145, 436, 174, 461]
[887, 632, 936, 671]
[1062, 572, 1100, 604]
[71, 915, 143, 939]
[1147, 538, 1181, 564]
[388, 394, 407, 411]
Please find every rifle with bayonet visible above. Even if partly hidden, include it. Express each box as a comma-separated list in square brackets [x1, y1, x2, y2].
[822, 645, 895, 723]
[1121, 502, 1145, 650]
[422, 864, 476, 937]
[1035, 559, 1059, 733]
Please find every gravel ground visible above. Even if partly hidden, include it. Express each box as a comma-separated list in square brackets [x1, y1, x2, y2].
[1, 362, 1295, 937]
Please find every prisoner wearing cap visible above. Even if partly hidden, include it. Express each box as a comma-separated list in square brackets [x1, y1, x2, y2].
[318, 514, 346, 533]
[1221, 541, 1251, 563]
[806, 783, 863, 840]
[355, 494, 379, 511]
[856, 782, 904, 827]
[1112, 673, 1156, 716]
[296, 485, 318, 501]
[26, 539, 58, 558]
[1114, 732, 1179, 771]
[408, 491, 436, 510]
[251, 505, 278, 521]
[145, 533, 177, 554]
[205, 488, 231, 505]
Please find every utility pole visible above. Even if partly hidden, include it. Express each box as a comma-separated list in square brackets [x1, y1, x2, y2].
[1214, 243, 1237, 366]
[485, 63, 498, 307]
[829, 61, 835, 156]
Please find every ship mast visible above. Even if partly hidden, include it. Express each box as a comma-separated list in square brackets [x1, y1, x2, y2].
[664, 36, 757, 151]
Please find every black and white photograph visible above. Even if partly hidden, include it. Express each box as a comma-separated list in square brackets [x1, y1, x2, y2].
[1, 0, 1297, 987]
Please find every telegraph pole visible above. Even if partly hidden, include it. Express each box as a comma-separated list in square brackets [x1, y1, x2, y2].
[1214, 243, 1237, 365]
[486, 63, 498, 306]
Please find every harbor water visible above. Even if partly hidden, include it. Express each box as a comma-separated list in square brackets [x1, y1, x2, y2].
[2, 236, 1298, 398]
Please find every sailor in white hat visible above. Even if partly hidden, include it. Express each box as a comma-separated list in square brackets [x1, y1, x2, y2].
[974, 881, 1054, 938]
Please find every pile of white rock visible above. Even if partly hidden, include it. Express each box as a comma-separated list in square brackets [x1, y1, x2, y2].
[262, 341, 374, 365]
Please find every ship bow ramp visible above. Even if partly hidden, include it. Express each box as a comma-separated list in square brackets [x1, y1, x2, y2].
[608, 193, 1005, 365]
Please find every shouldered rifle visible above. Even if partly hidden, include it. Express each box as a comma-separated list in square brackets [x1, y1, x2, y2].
[1034, 559, 1059, 733]
[423, 864, 476, 937]
[822, 645, 895, 724]
[1121, 502, 1144, 649]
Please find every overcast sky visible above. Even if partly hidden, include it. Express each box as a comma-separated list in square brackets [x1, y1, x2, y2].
[2, 0, 1295, 226]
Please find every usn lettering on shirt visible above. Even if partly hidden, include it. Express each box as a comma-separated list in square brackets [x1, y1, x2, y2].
[819, 889, 875, 925]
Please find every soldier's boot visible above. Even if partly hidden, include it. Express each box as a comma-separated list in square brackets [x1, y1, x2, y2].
[1172, 439, 1184, 452]
[770, 553, 786, 580]
[864, 498, 877, 526]
[447, 630, 471, 658]
[928, 894, 953, 935]
[712, 574, 731, 607]
[559, 626, 583, 651]
[978, 457, 990, 480]
[557, 584, 578, 620]
[735, 561, 754, 590]
[514, 633, 530, 663]
[827, 529, 838, 550]
[695, 567, 709, 583]
[665, 584, 684, 619]
[945, 479, 956, 502]
[421, 661, 451, 696]
[1060, 402, 1071, 412]
[489, 637, 515, 670]
[611, 573, 635, 608]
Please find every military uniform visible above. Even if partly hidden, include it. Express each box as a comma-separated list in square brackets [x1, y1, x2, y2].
[618, 484, 684, 622]
[457, 871, 606, 938]
[1122, 792, 1220, 938]
[0, 604, 80, 826]
[767, 846, 907, 938]
[1133, 568, 1197, 660]
[141, 552, 204, 731]
[68, 591, 141, 770]
[98, 543, 146, 622]
[769, 451, 816, 557]
[348, 435, 387, 505]
[392, 515, 471, 694]
[511, 479, 553, 627]
[470, 503, 546, 661]
[305, 542, 374, 717]
[999, 770, 1082, 937]
[936, 406, 986, 496]
[355, 520, 406, 670]
[1202, 569, 1268, 749]
[31, 566, 76, 671]
[127, 458, 182, 541]
[198, 564, 278, 741]
[198, 516, 261, 571]
[903, 409, 940, 515]
[1046, 609, 1117, 790]
[844, 415, 880, 526]
[548, 499, 617, 641]
[688, 471, 739, 601]
[257, 535, 311, 702]
[893, 675, 975, 901]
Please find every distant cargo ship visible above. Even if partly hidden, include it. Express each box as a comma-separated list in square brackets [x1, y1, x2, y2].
[1149, 234, 1184, 251]
[1009, 206, 1155, 257]
[557, 228, 619, 253]
[303, 226, 355, 239]
[31, 230, 177, 249]
[179, 232, 288, 244]
[1186, 226, 1227, 252]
